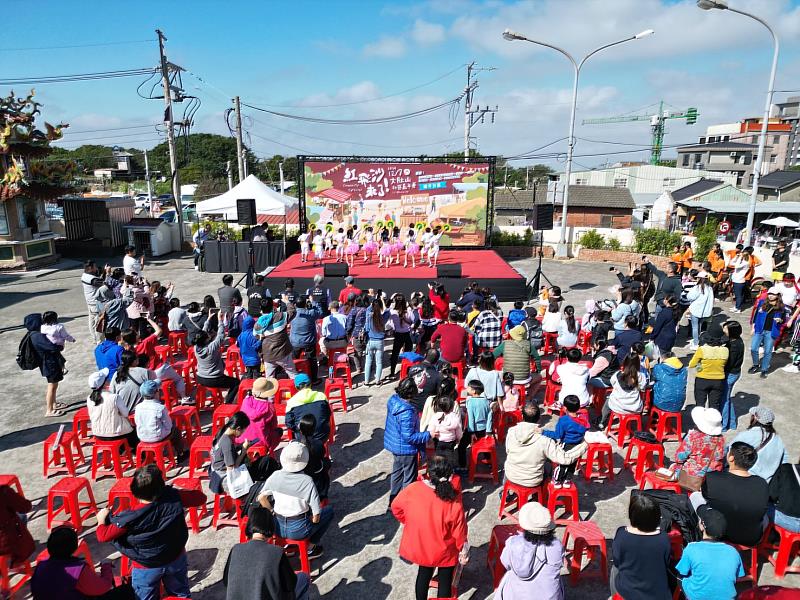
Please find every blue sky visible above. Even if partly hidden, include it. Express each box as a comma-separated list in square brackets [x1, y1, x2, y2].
[5, 0, 800, 169]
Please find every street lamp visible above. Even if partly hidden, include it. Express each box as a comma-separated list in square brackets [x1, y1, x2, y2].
[697, 0, 778, 245]
[502, 28, 654, 257]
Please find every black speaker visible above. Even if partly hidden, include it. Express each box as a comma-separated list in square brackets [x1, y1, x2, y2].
[437, 264, 462, 278]
[533, 203, 554, 230]
[324, 262, 349, 277]
[236, 198, 257, 225]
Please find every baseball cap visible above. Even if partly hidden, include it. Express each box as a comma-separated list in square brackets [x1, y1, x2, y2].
[294, 373, 311, 388]
[87, 368, 110, 390]
[139, 379, 161, 398]
[344, 275, 354, 284]
[696, 506, 727, 539]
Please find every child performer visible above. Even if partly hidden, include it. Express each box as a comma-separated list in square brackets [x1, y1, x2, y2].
[378, 239, 393, 269]
[334, 227, 346, 263]
[323, 223, 334, 258]
[362, 226, 378, 263]
[344, 230, 360, 268]
[391, 226, 403, 265]
[298, 228, 311, 263]
[312, 228, 324, 267]
[420, 227, 433, 265]
[404, 227, 420, 268]
[429, 226, 443, 269]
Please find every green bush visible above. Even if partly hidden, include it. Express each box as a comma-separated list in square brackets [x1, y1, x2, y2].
[577, 229, 606, 250]
[606, 238, 621, 252]
[633, 229, 682, 256]
[693, 218, 719, 261]
[491, 228, 534, 246]
[190, 219, 241, 241]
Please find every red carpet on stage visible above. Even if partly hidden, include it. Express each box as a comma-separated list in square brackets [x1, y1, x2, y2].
[268, 249, 521, 280]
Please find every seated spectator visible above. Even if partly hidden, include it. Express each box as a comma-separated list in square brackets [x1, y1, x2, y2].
[86, 368, 138, 451]
[223, 506, 309, 600]
[690, 442, 769, 547]
[319, 301, 348, 362]
[465, 350, 504, 406]
[456, 379, 493, 468]
[555, 348, 591, 408]
[135, 380, 184, 458]
[0, 483, 34, 568]
[651, 352, 687, 413]
[541, 300, 561, 335]
[167, 297, 187, 332]
[493, 325, 542, 398]
[236, 377, 282, 455]
[210, 412, 279, 497]
[542, 395, 589, 488]
[184, 301, 207, 339]
[591, 310, 612, 343]
[600, 354, 646, 427]
[472, 298, 503, 353]
[768, 460, 800, 533]
[407, 349, 443, 412]
[109, 350, 156, 412]
[296, 414, 331, 500]
[96, 465, 205, 600]
[505, 403, 586, 489]
[676, 507, 744, 600]
[495, 501, 563, 599]
[671, 407, 725, 491]
[120, 314, 162, 370]
[505, 300, 527, 331]
[32, 525, 134, 600]
[237, 315, 262, 380]
[611, 493, 671, 600]
[285, 374, 332, 443]
[430, 311, 469, 364]
[149, 352, 190, 405]
[419, 377, 460, 433]
[290, 296, 323, 382]
[587, 338, 619, 389]
[258, 441, 335, 559]
[95, 327, 123, 380]
[556, 305, 579, 348]
[610, 315, 643, 363]
[193, 313, 240, 405]
[732, 406, 787, 482]
[392, 455, 468, 600]
[257, 298, 296, 380]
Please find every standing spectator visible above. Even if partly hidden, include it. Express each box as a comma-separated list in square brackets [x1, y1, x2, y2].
[86, 368, 138, 451]
[685, 271, 714, 351]
[645, 258, 683, 319]
[729, 248, 753, 313]
[345, 295, 369, 374]
[611, 289, 640, 332]
[0, 483, 34, 569]
[96, 465, 205, 600]
[193, 314, 240, 405]
[319, 301, 348, 362]
[289, 296, 323, 383]
[771, 239, 791, 280]
[388, 294, 416, 379]
[384, 378, 433, 505]
[431, 311, 469, 364]
[237, 315, 262, 380]
[392, 456, 468, 600]
[495, 501, 564, 600]
[192, 224, 210, 271]
[688, 324, 729, 412]
[25, 313, 67, 417]
[720, 320, 744, 431]
[306, 274, 332, 317]
[769, 460, 800, 533]
[732, 407, 787, 482]
[81, 260, 105, 344]
[676, 507, 744, 600]
[284, 374, 332, 444]
[257, 298, 296, 380]
[651, 352, 687, 413]
[222, 506, 308, 600]
[364, 298, 389, 386]
[95, 279, 134, 332]
[338, 275, 361, 305]
[428, 282, 450, 322]
[771, 273, 799, 308]
[671, 407, 725, 489]
[406, 349, 442, 412]
[245, 274, 271, 317]
[690, 442, 769, 547]
[748, 289, 787, 378]
[217, 274, 242, 320]
[257, 441, 335, 559]
[611, 493, 672, 600]
[681, 241, 694, 273]
[122, 245, 143, 277]
[455, 281, 483, 309]
[95, 327, 123, 380]
[649, 295, 678, 357]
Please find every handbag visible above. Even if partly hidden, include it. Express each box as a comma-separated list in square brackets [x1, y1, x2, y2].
[226, 464, 254, 499]
[94, 310, 107, 333]
[677, 469, 704, 492]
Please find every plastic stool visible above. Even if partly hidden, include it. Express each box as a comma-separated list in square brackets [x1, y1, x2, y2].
[270, 535, 313, 575]
[107, 477, 139, 512]
[543, 380, 561, 412]
[623, 437, 665, 484]
[195, 385, 225, 411]
[135, 440, 177, 475]
[237, 378, 254, 404]
[43, 431, 84, 477]
[189, 435, 213, 478]
[498, 480, 544, 520]
[468, 436, 498, 484]
[648, 407, 683, 442]
[90, 438, 134, 480]
[562, 520, 609, 585]
[0, 555, 32, 598]
[293, 358, 311, 377]
[154, 344, 172, 366]
[225, 346, 243, 378]
[766, 524, 800, 578]
[72, 407, 93, 445]
[168, 331, 188, 356]
[547, 481, 579, 521]
[170, 406, 202, 446]
[577, 330, 592, 354]
[172, 477, 207, 534]
[640, 388, 653, 413]
[276, 379, 297, 407]
[728, 540, 762, 585]
[324, 378, 349, 412]
[604, 412, 642, 448]
[161, 379, 180, 411]
[580, 442, 615, 481]
[0, 475, 24, 497]
[494, 409, 521, 443]
[542, 332, 558, 355]
[399, 358, 416, 380]
[332, 358, 353, 389]
[590, 386, 612, 416]
[638, 471, 683, 494]
[487, 524, 519, 588]
[212, 493, 245, 537]
[450, 360, 466, 382]
[46, 476, 98, 531]
[212, 404, 240, 436]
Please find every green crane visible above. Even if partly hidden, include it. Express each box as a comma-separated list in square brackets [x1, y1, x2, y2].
[581, 100, 698, 165]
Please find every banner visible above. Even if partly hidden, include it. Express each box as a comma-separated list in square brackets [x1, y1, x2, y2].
[300, 158, 493, 247]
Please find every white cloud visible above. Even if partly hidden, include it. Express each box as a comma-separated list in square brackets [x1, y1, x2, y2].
[411, 19, 446, 45]
[363, 36, 407, 58]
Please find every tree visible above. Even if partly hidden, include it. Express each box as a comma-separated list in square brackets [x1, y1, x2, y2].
[193, 176, 229, 202]
[257, 155, 298, 194]
[147, 133, 256, 183]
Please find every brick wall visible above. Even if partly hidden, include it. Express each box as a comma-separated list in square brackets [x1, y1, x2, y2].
[576, 248, 671, 270]
[564, 208, 632, 229]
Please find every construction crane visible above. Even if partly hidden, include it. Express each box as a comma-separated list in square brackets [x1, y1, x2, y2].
[582, 100, 698, 165]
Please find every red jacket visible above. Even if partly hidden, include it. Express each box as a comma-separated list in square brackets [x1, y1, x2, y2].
[392, 481, 467, 567]
[0, 485, 34, 564]
[429, 290, 450, 321]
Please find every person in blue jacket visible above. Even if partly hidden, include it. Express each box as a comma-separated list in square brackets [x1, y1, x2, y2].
[748, 290, 787, 378]
[289, 296, 323, 382]
[649, 295, 678, 357]
[651, 352, 687, 413]
[385, 377, 434, 506]
[237, 315, 262, 380]
[95, 326, 123, 380]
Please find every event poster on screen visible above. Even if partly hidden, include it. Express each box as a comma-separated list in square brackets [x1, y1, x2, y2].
[301, 159, 491, 247]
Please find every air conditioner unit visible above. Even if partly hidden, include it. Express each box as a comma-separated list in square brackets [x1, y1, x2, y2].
[730, 152, 738, 158]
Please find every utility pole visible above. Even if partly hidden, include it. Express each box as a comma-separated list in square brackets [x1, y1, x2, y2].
[226, 160, 233, 190]
[234, 96, 245, 183]
[525, 166, 530, 189]
[279, 161, 287, 256]
[144, 149, 154, 212]
[463, 62, 498, 162]
[156, 29, 185, 246]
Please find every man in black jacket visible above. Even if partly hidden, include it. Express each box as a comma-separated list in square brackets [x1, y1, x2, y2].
[246, 274, 272, 316]
[645, 258, 683, 320]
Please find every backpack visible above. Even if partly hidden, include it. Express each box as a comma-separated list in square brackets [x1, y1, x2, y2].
[524, 317, 543, 349]
[17, 332, 40, 371]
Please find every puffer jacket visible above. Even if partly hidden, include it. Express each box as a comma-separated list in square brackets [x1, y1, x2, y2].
[25, 313, 63, 380]
[752, 301, 788, 338]
[686, 283, 714, 319]
[237, 315, 261, 367]
[95, 285, 133, 331]
[652, 358, 687, 413]
[289, 305, 322, 348]
[505, 422, 586, 487]
[384, 394, 430, 456]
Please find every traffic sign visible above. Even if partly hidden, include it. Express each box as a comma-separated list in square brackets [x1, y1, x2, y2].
[718, 220, 731, 234]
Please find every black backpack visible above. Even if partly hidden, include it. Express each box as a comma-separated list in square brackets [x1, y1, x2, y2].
[16, 332, 40, 371]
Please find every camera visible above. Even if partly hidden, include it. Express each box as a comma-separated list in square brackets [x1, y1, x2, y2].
[608, 266, 616, 271]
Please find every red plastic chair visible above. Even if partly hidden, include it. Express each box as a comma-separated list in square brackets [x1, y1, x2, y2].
[331, 354, 353, 389]
[46, 476, 98, 531]
[399, 358, 415, 380]
[276, 379, 297, 406]
[547, 480, 580, 521]
[468, 436, 498, 484]
[269, 535, 313, 575]
[577, 330, 592, 354]
[212, 493, 246, 539]
[188, 435, 213, 479]
[604, 412, 643, 448]
[648, 407, 683, 442]
[135, 440, 177, 475]
[72, 407, 93, 445]
[0, 475, 23, 497]
[170, 405, 202, 446]
[160, 379, 180, 411]
[623, 437, 665, 484]
[212, 404, 240, 436]
[542, 332, 558, 355]
[580, 442, 615, 481]
[543, 380, 562, 414]
[498, 480, 544, 520]
[766, 524, 800, 578]
[324, 378, 349, 413]
[293, 358, 311, 377]
[487, 524, 519, 588]
[43, 430, 84, 477]
[173, 346, 197, 393]
[237, 378, 255, 404]
[0, 555, 32, 598]
[494, 409, 522, 443]
[590, 386, 612, 417]
[172, 477, 207, 534]
[638, 471, 683, 494]
[562, 520, 609, 585]
[225, 345, 244, 378]
[107, 477, 139, 512]
[195, 385, 225, 412]
[90, 438, 134, 480]
[168, 330, 188, 356]
[154, 344, 172, 366]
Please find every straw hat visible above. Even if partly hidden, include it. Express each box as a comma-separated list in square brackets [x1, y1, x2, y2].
[251, 377, 279, 399]
[518, 502, 555, 535]
[691, 406, 722, 436]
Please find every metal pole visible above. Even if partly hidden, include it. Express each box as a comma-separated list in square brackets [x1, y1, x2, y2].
[226, 160, 233, 190]
[558, 65, 579, 256]
[234, 96, 245, 183]
[144, 149, 154, 212]
[280, 161, 287, 257]
[156, 29, 184, 246]
[464, 62, 474, 162]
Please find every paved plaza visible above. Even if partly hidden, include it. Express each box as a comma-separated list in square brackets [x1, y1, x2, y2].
[0, 253, 797, 599]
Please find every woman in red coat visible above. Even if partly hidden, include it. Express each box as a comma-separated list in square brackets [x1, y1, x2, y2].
[0, 484, 34, 566]
[428, 283, 451, 322]
[392, 455, 468, 599]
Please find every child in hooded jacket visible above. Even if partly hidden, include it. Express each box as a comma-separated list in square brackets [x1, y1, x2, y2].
[543, 394, 589, 487]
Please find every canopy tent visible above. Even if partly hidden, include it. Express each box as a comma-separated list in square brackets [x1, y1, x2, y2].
[760, 216, 799, 228]
[195, 174, 297, 220]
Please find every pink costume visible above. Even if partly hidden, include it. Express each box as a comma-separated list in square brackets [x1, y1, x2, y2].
[345, 240, 360, 255]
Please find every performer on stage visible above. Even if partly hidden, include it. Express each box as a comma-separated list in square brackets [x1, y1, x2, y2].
[298, 228, 311, 263]
[323, 223, 334, 258]
[378, 239, 392, 269]
[344, 229, 360, 268]
[420, 227, 433, 264]
[312, 228, 324, 267]
[391, 226, 403, 265]
[362, 226, 378, 263]
[334, 227, 346, 263]
[404, 227, 420, 269]
[429, 226, 443, 269]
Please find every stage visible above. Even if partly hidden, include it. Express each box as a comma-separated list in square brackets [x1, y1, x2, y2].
[264, 249, 527, 301]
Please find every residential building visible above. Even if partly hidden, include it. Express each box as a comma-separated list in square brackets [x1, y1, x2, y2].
[563, 163, 735, 195]
[651, 179, 750, 231]
[757, 170, 800, 202]
[773, 96, 800, 168]
[698, 117, 793, 172]
[675, 141, 768, 187]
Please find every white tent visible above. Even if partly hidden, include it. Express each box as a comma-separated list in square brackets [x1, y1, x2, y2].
[195, 174, 297, 220]
[761, 216, 799, 228]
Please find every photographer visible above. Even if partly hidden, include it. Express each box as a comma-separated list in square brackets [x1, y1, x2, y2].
[192, 224, 211, 272]
[644, 257, 683, 320]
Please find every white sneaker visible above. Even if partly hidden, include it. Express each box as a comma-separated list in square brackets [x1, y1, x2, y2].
[688, 343, 698, 351]
[194, 265, 199, 271]
[730, 308, 741, 313]
[552, 482, 563, 489]
[180, 397, 195, 405]
[781, 364, 800, 373]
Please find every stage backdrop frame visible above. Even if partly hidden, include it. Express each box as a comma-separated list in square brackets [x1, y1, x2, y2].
[297, 156, 496, 250]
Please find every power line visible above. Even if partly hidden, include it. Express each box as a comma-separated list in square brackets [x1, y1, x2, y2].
[0, 67, 157, 86]
[62, 124, 160, 135]
[54, 131, 165, 144]
[0, 39, 154, 52]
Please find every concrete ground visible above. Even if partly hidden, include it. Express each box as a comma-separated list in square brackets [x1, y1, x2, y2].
[0, 252, 797, 599]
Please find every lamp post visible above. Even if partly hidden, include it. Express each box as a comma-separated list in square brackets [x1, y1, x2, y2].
[502, 28, 654, 258]
[697, 0, 779, 245]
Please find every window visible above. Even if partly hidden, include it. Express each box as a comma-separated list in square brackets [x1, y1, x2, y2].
[0, 246, 12, 261]
[694, 153, 702, 163]
[682, 154, 690, 167]
[770, 154, 777, 163]
[748, 174, 755, 185]
[575, 178, 588, 185]
[699, 137, 706, 144]
[613, 178, 628, 188]
[774, 135, 781, 144]
[663, 178, 676, 188]
[25, 240, 52, 259]
[600, 215, 613, 228]
[0, 203, 8, 235]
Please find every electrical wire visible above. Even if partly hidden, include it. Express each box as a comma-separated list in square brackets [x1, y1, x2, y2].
[0, 67, 157, 86]
[0, 39, 154, 52]
[62, 124, 160, 135]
